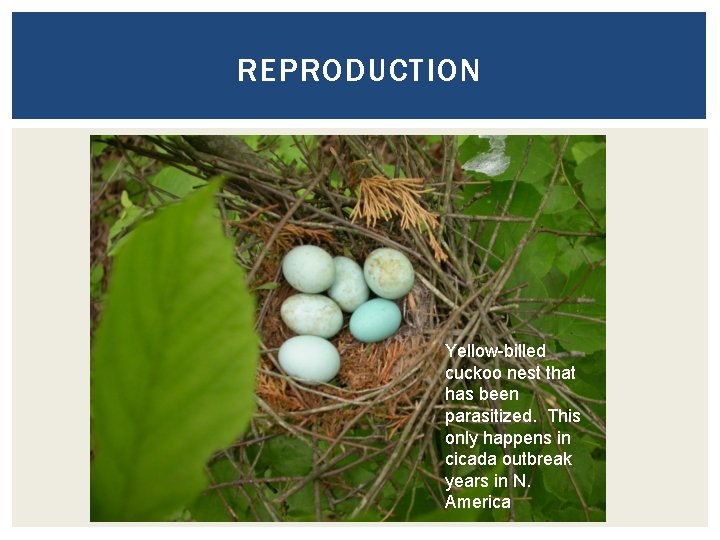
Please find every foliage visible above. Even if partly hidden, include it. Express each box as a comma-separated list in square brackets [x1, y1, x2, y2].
[90, 181, 259, 521]
[90, 135, 605, 522]
[460, 135, 606, 356]
[457, 135, 606, 521]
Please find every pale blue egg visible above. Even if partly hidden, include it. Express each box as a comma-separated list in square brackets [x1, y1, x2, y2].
[328, 256, 370, 313]
[282, 245, 335, 293]
[349, 299, 402, 343]
[363, 248, 415, 300]
[280, 294, 343, 338]
[278, 336, 340, 385]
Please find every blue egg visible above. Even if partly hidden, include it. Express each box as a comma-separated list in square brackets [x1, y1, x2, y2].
[278, 336, 340, 385]
[282, 245, 335, 293]
[363, 248, 414, 300]
[349, 299, 402, 343]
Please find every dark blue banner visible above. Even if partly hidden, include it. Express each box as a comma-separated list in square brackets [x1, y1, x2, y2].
[12, 12, 706, 119]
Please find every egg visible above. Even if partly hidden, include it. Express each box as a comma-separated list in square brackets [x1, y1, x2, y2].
[349, 298, 402, 343]
[282, 245, 335, 293]
[278, 335, 340, 384]
[280, 293, 343, 338]
[363, 248, 415, 299]
[327, 256, 370, 313]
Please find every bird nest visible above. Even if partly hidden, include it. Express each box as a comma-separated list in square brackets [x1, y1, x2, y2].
[255, 244, 437, 438]
[93, 134, 606, 522]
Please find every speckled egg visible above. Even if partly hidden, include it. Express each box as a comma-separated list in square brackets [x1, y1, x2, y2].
[280, 294, 343, 338]
[282, 245, 335, 293]
[327, 256, 370, 313]
[349, 299, 402, 343]
[363, 248, 415, 300]
[278, 335, 340, 385]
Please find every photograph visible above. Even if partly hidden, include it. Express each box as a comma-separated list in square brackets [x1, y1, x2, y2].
[89, 134, 606, 522]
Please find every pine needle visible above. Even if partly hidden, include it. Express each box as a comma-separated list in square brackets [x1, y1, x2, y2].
[350, 174, 448, 262]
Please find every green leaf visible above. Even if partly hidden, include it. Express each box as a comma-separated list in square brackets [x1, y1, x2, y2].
[539, 438, 595, 506]
[588, 459, 606, 507]
[92, 140, 108, 157]
[555, 266, 606, 353]
[262, 436, 313, 476]
[90, 264, 105, 299]
[500, 136, 555, 185]
[458, 135, 490, 165]
[108, 206, 145, 242]
[568, 440, 596, 500]
[120, 190, 134, 209]
[520, 234, 557, 280]
[91, 181, 259, 521]
[570, 142, 605, 165]
[286, 484, 319, 520]
[554, 243, 585, 277]
[107, 191, 146, 255]
[237, 135, 261, 151]
[539, 462, 570, 501]
[555, 319, 605, 354]
[149, 167, 205, 205]
[462, 136, 555, 185]
[254, 282, 279, 291]
[188, 460, 247, 522]
[412, 464, 501, 522]
[492, 499, 533, 522]
[101, 159, 125, 182]
[575, 149, 606, 210]
[259, 135, 314, 171]
[542, 185, 577, 214]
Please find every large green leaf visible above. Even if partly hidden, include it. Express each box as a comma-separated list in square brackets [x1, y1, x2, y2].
[91, 181, 259, 521]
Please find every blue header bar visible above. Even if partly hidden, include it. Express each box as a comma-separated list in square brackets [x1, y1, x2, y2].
[12, 12, 706, 119]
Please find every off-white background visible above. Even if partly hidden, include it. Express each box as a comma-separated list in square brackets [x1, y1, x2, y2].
[11, 128, 708, 526]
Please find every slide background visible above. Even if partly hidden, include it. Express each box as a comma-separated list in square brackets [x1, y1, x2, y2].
[13, 127, 707, 525]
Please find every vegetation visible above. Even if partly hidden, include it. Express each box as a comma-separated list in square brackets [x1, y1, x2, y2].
[90, 135, 606, 522]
